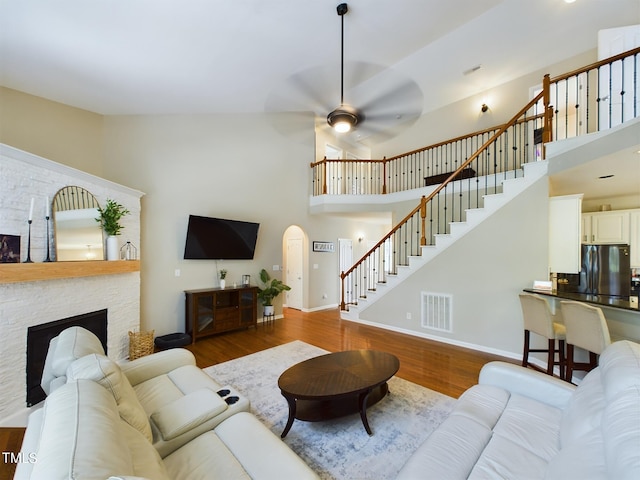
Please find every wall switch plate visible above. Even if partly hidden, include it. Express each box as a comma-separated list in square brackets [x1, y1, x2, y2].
[174, 269, 181, 277]
[406, 312, 412, 320]
[272, 265, 280, 271]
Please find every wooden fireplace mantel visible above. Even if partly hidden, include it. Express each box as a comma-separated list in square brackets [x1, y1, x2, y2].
[0, 260, 140, 284]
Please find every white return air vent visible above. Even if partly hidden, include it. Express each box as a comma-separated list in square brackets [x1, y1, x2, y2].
[421, 292, 453, 333]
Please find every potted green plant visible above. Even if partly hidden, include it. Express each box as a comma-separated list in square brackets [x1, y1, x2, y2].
[219, 269, 227, 289]
[96, 199, 130, 260]
[256, 268, 291, 316]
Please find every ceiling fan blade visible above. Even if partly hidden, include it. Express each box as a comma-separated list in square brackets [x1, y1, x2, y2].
[265, 65, 336, 116]
[266, 110, 317, 144]
[355, 78, 423, 115]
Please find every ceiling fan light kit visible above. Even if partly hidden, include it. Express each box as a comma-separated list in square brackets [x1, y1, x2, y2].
[328, 2, 361, 134]
[327, 107, 359, 133]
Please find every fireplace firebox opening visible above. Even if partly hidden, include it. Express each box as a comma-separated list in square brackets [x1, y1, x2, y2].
[26, 309, 108, 406]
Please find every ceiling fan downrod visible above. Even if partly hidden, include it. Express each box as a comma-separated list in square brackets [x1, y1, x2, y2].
[327, 3, 360, 133]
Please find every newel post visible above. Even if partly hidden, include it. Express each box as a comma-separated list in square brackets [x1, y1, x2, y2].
[382, 157, 387, 194]
[419, 195, 427, 246]
[322, 156, 328, 194]
[542, 74, 553, 159]
[340, 271, 346, 310]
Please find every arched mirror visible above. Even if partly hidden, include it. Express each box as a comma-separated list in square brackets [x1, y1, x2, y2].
[53, 186, 104, 261]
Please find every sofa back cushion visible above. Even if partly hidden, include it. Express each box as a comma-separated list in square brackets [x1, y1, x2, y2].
[559, 368, 604, 447]
[599, 341, 640, 479]
[51, 326, 106, 376]
[599, 340, 640, 401]
[30, 380, 134, 479]
[67, 353, 153, 442]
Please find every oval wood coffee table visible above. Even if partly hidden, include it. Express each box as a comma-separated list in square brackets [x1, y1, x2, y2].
[277, 349, 400, 438]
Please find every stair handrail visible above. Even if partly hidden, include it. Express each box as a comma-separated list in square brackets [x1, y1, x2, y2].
[340, 87, 548, 309]
[549, 46, 640, 84]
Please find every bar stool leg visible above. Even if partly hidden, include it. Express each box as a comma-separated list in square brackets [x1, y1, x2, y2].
[522, 329, 531, 368]
[546, 338, 555, 375]
[566, 344, 575, 383]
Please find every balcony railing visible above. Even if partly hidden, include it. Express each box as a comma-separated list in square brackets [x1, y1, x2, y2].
[322, 47, 640, 311]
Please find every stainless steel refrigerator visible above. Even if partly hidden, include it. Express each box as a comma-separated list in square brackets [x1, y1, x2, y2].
[563, 244, 631, 297]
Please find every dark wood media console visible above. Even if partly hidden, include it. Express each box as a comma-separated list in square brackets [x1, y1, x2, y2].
[185, 286, 258, 343]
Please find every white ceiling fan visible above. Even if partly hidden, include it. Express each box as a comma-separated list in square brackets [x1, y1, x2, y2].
[265, 2, 423, 145]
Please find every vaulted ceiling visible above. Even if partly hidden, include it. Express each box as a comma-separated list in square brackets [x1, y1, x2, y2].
[1, 0, 639, 200]
[1, 0, 638, 117]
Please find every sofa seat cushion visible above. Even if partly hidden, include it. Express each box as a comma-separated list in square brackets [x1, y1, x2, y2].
[469, 393, 562, 478]
[66, 353, 153, 442]
[133, 374, 185, 415]
[163, 412, 319, 480]
[133, 365, 222, 415]
[491, 393, 562, 460]
[397, 385, 508, 479]
[545, 427, 606, 480]
[163, 430, 252, 480]
[397, 412, 493, 479]
[150, 388, 228, 441]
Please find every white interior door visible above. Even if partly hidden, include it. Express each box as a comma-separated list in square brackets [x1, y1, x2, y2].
[286, 237, 303, 310]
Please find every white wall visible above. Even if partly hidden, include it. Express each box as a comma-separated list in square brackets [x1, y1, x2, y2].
[101, 113, 389, 334]
[358, 177, 550, 358]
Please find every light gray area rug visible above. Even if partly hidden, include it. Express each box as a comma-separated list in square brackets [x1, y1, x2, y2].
[204, 340, 456, 479]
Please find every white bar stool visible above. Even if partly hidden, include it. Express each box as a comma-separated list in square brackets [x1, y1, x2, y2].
[519, 293, 566, 379]
[560, 300, 612, 383]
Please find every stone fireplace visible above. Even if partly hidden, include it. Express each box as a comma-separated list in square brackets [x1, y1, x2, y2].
[0, 143, 143, 424]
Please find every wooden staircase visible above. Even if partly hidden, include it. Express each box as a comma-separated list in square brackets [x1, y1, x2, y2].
[340, 160, 548, 320]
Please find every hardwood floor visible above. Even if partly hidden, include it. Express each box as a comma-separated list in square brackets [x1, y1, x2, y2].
[0, 307, 516, 478]
[185, 307, 516, 399]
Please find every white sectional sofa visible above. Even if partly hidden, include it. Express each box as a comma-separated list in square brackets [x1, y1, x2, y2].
[15, 327, 318, 479]
[397, 340, 640, 479]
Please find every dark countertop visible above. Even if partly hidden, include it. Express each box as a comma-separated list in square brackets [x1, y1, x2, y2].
[523, 289, 640, 312]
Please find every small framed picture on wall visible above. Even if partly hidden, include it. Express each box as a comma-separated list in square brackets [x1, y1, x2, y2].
[313, 241, 335, 253]
[1, 234, 20, 263]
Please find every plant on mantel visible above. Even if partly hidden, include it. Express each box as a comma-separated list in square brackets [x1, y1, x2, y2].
[96, 199, 130, 236]
[96, 199, 130, 260]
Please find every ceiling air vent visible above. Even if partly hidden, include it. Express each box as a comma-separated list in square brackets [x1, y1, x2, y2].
[421, 292, 453, 333]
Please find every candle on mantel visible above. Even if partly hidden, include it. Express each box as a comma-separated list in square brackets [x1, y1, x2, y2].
[28, 198, 34, 222]
[46, 196, 50, 218]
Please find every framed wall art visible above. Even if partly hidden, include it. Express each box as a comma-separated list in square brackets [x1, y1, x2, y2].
[312, 241, 335, 253]
[1, 234, 20, 263]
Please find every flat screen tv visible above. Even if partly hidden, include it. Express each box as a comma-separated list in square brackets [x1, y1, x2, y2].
[183, 215, 260, 260]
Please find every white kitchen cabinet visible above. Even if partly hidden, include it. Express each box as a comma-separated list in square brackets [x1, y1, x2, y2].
[549, 194, 583, 274]
[630, 210, 640, 267]
[582, 210, 630, 244]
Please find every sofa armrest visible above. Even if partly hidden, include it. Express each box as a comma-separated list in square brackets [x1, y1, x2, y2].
[479, 361, 576, 409]
[120, 348, 196, 386]
[150, 388, 227, 441]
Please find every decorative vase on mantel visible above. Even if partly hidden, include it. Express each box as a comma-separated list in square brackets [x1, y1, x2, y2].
[106, 235, 119, 261]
